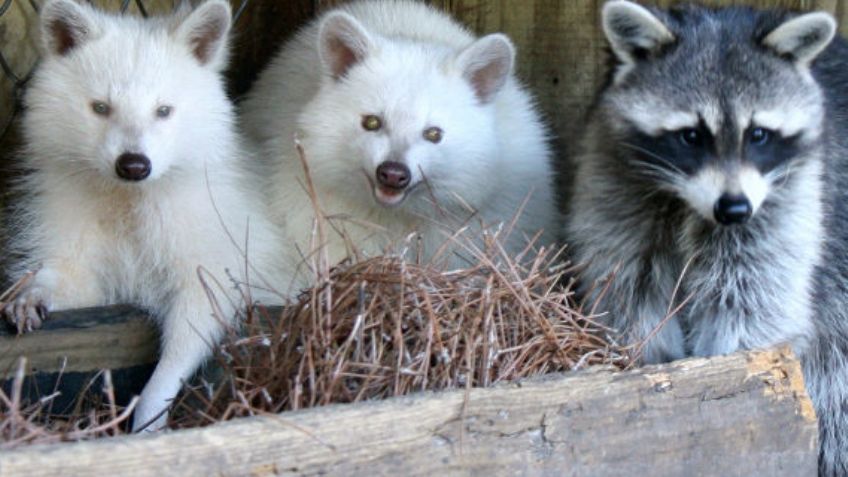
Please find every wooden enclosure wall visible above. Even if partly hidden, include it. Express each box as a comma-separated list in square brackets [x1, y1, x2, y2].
[2, 0, 848, 209]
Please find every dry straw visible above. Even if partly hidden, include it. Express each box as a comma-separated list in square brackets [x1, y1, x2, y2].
[0, 358, 136, 448]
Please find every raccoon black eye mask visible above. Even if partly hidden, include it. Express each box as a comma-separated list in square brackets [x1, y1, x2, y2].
[623, 124, 800, 178]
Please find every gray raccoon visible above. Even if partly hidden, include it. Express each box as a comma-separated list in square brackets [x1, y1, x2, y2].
[566, 1, 848, 474]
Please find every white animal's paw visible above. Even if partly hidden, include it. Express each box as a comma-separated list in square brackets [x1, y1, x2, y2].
[132, 395, 170, 433]
[133, 412, 168, 433]
[2, 287, 51, 334]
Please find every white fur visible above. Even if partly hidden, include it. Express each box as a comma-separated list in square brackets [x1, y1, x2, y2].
[620, 102, 697, 136]
[679, 166, 770, 222]
[611, 95, 721, 137]
[753, 107, 823, 140]
[679, 167, 724, 221]
[7, 0, 284, 431]
[240, 0, 558, 293]
[737, 167, 769, 213]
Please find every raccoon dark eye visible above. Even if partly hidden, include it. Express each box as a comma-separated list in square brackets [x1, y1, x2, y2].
[678, 128, 702, 147]
[91, 101, 111, 117]
[362, 115, 382, 132]
[156, 105, 173, 119]
[423, 127, 443, 143]
[750, 127, 772, 146]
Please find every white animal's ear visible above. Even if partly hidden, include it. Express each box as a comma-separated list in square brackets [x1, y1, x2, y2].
[318, 12, 375, 80]
[40, 0, 98, 57]
[602, 0, 674, 65]
[456, 33, 515, 104]
[174, 0, 232, 70]
[763, 12, 836, 66]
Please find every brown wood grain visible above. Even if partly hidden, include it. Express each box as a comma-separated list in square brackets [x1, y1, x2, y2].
[0, 347, 818, 477]
[0, 305, 159, 375]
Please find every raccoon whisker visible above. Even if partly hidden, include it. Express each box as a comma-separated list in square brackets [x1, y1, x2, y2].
[619, 142, 685, 175]
[625, 158, 683, 185]
[766, 162, 795, 189]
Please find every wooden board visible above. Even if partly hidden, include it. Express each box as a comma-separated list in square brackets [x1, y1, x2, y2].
[0, 305, 158, 376]
[0, 347, 818, 477]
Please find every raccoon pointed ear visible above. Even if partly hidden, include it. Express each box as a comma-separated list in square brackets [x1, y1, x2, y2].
[456, 34, 515, 104]
[763, 12, 836, 65]
[174, 0, 232, 70]
[318, 12, 375, 81]
[40, 0, 98, 57]
[602, 0, 674, 65]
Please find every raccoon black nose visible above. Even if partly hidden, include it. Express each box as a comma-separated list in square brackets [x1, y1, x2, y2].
[376, 161, 411, 190]
[115, 153, 151, 181]
[714, 194, 752, 225]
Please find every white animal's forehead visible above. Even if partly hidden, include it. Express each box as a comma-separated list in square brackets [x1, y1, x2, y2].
[346, 47, 474, 127]
[59, 26, 194, 96]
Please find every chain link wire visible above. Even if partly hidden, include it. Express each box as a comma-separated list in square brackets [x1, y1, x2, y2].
[0, 0, 249, 144]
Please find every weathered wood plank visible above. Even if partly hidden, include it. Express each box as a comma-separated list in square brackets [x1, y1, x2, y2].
[0, 305, 158, 375]
[0, 347, 818, 477]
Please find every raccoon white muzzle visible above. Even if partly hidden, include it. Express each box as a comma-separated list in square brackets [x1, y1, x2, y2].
[681, 165, 769, 225]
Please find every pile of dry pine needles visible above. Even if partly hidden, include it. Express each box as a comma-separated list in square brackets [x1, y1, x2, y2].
[170, 237, 628, 428]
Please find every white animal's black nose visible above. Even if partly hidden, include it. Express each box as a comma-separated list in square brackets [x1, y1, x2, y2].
[376, 161, 411, 190]
[714, 193, 752, 225]
[115, 153, 151, 181]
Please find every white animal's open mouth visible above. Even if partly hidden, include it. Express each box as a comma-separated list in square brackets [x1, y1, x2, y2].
[363, 170, 419, 208]
[374, 185, 408, 206]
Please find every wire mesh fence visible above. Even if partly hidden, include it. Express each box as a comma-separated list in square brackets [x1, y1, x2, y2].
[0, 0, 250, 146]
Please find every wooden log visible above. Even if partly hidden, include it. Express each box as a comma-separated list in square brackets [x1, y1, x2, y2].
[0, 347, 818, 477]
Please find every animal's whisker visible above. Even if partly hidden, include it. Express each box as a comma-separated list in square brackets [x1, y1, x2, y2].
[620, 142, 685, 176]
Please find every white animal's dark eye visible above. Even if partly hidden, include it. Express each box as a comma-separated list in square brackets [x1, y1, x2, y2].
[91, 101, 111, 117]
[156, 105, 173, 119]
[423, 127, 443, 143]
[678, 128, 702, 147]
[750, 127, 771, 146]
[362, 115, 382, 131]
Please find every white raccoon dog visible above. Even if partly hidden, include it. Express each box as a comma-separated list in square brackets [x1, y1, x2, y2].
[566, 1, 848, 474]
[240, 0, 558, 292]
[3, 0, 283, 431]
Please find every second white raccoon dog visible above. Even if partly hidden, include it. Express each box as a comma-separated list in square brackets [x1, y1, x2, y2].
[4, 0, 283, 430]
[240, 0, 558, 291]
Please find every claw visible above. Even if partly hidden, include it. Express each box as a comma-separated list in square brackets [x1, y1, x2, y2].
[1, 288, 50, 334]
[37, 303, 48, 322]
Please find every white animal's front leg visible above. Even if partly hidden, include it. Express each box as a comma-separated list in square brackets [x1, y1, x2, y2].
[132, 284, 231, 432]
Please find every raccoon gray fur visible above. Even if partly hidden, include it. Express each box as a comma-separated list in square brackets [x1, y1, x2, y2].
[566, 1, 848, 474]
